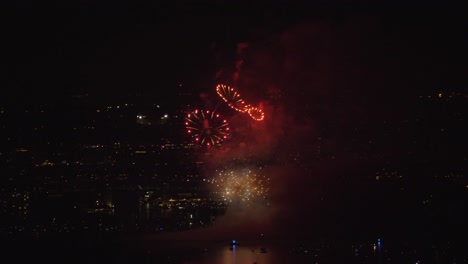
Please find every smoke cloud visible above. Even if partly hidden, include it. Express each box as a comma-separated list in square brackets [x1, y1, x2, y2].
[149, 11, 461, 241]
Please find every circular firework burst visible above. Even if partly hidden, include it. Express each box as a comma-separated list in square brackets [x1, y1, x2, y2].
[247, 106, 265, 121]
[185, 109, 230, 147]
[216, 84, 250, 113]
[207, 167, 270, 205]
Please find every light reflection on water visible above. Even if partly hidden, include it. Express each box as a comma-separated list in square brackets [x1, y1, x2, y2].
[148, 240, 318, 264]
[216, 245, 274, 264]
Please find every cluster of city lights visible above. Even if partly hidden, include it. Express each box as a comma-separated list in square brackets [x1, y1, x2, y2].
[216, 84, 265, 121]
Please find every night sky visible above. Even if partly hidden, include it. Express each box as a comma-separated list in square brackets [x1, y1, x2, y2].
[5, 1, 466, 101]
[2, 0, 468, 257]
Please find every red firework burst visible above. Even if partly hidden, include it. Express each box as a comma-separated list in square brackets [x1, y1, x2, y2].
[247, 106, 265, 121]
[185, 109, 230, 147]
[216, 84, 250, 113]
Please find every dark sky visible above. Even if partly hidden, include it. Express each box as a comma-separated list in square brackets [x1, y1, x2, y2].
[4, 1, 466, 104]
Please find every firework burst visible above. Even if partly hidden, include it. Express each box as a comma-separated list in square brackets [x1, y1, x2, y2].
[185, 109, 230, 147]
[216, 84, 250, 113]
[247, 106, 265, 121]
[207, 167, 270, 205]
[216, 83, 266, 121]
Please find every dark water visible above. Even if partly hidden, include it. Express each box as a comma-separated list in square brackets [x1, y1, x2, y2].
[4, 237, 467, 263]
[99, 237, 466, 264]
